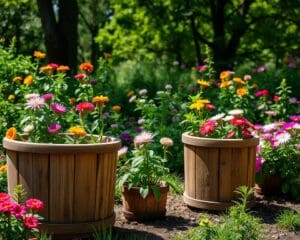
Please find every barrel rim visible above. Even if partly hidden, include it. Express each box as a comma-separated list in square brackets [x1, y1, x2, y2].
[182, 132, 259, 148]
[3, 135, 121, 153]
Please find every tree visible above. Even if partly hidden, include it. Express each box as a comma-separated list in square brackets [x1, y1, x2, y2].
[36, 0, 78, 71]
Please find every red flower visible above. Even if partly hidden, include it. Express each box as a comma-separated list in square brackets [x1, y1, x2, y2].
[205, 104, 215, 110]
[25, 198, 44, 212]
[242, 128, 253, 138]
[74, 73, 86, 79]
[79, 62, 94, 73]
[23, 215, 39, 229]
[255, 89, 269, 97]
[230, 116, 247, 127]
[75, 102, 95, 113]
[199, 120, 216, 135]
[0, 200, 14, 213]
[273, 95, 280, 102]
[0, 193, 11, 203]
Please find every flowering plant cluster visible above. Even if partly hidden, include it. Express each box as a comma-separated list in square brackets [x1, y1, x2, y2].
[0, 190, 44, 239]
[255, 116, 300, 199]
[118, 131, 173, 200]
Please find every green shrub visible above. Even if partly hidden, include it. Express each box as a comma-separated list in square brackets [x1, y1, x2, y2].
[276, 210, 300, 231]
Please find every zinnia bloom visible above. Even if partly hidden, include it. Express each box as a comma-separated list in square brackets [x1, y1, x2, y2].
[24, 75, 34, 86]
[25, 96, 45, 110]
[57, 65, 70, 72]
[289, 115, 300, 122]
[112, 105, 121, 111]
[6, 127, 17, 140]
[69, 126, 86, 136]
[41, 93, 53, 101]
[219, 81, 232, 88]
[74, 73, 86, 79]
[197, 79, 210, 88]
[40, 65, 53, 73]
[8, 94, 15, 101]
[23, 215, 39, 229]
[48, 124, 61, 133]
[199, 120, 216, 135]
[227, 131, 236, 138]
[12, 76, 22, 83]
[79, 62, 93, 73]
[134, 131, 154, 145]
[0, 200, 14, 213]
[233, 77, 246, 85]
[75, 102, 95, 113]
[139, 89, 148, 95]
[228, 109, 244, 116]
[34, 51, 46, 59]
[11, 204, 26, 219]
[160, 137, 174, 147]
[255, 157, 264, 173]
[0, 193, 11, 202]
[25, 198, 44, 212]
[242, 128, 253, 138]
[219, 71, 232, 80]
[0, 165, 7, 173]
[236, 88, 248, 96]
[118, 146, 128, 157]
[51, 103, 66, 114]
[255, 89, 269, 97]
[210, 113, 225, 121]
[92, 96, 109, 105]
[230, 116, 247, 127]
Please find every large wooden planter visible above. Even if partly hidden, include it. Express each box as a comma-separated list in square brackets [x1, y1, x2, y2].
[182, 132, 259, 211]
[121, 184, 169, 221]
[3, 136, 121, 239]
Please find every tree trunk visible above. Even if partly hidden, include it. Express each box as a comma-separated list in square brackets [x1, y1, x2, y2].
[36, 0, 78, 71]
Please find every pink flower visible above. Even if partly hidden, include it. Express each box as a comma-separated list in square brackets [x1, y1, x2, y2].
[227, 131, 236, 138]
[48, 63, 59, 69]
[0, 193, 11, 203]
[23, 215, 39, 229]
[261, 133, 273, 140]
[242, 128, 253, 138]
[255, 157, 264, 173]
[243, 74, 252, 81]
[75, 102, 95, 113]
[11, 204, 26, 218]
[255, 89, 269, 97]
[41, 93, 53, 101]
[25, 198, 44, 212]
[289, 115, 300, 122]
[205, 104, 216, 110]
[134, 131, 154, 145]
[51, 103, 66, 114]
[273, 95, 280, 102]
[199, 120, 216, 136]
[48, 123, 62, 133]
[0, 200, 14, 213]
[196, 65, 207, 71]
[74, 73, 86, 79]
[25, 96, 45, 110]
[281, 122, 295, 130]
[118, 146, 128, 157]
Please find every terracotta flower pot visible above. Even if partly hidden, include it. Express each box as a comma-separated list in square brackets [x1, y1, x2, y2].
[182, 132, 259, 211]
[3, 136, 121, 239]
[121, 184, 169, 221]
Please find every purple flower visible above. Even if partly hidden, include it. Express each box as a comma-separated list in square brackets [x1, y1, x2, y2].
[103, 112, 109, 119]
[297, 145, 300, 151]
[135, 126, 142, 133]
[48, 124, 61, 133]
[120, 133, 131, 141]
[51, 103, 66, 114]
[126, 123, 132, 129]
[41, 93, 53, 101]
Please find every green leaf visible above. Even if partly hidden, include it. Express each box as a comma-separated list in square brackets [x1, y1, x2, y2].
[151, 185, 161, 201]
[140, 186, 149, 199]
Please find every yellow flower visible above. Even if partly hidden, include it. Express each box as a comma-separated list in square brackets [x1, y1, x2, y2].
[24, 75, 33, 86]
[34, 51, 46, 59]
[0, 164, 7, 173]
[92, 96, 109, 105]
[220, 81, 232, 88]
[8, 95, 15, 101]
[252, 83, 259, 89]
[219, 71, 231, 80]
[197, 79, 210, 88]
[69, 126, 86, 136]
[189, 99, 210, 110]
[236, 88, 248, 96]
[233, 77, 246, 85]
[112, 105, 121, 111]
[12, 76, 22, 83]
[6, 127, 17, 140]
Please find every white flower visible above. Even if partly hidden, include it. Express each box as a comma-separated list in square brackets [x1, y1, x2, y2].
[25, 93, 40, 99]
[289, 97, 297, 104]
[160, 137, 174, 147]
[129, 95, 136, 103]
[23, 124, 34, 133]
[274, 132, 291, 145]
[134, 131, 154, 145]
[293, 123, 300, 129]
[138, 118, 145, 125]
[156, 91, 165, 95]
[265, 111, 277, 116]
[138, 99, 146, 104]
[228, 109, 244, 116]
[223, 115, 234, 121]
[165, 84, 172, 91]
[139, 89, 148, 95]
[210, 113, 225, 121]
[262, 123, 278, 133]
[118, 146, 128, 157]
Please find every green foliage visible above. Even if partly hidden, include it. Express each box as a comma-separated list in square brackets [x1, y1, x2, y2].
[0, 154, 7, 193]
[174, 186, 262, 240]
[276, 210, 300, 231]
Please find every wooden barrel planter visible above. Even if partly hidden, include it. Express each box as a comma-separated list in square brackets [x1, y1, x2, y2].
[182, 132, 259, 211]
[121, 184, 169, 221]
[3, 136, 121, 239]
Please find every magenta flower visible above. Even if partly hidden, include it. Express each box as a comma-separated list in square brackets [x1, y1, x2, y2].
[25, 198, 44, 212]
[75, 102, 95, 113]
[281, 122, 295, 130]
[255, 157, 264, 173]
[199, 120, 216, 136]
[23, 215, 39, 229]
[41, 93, 53, 101]
[48, 63, 59, 69]
[74, 73, 86, 79]
[0, 193, 11, 202]
[48, 124, 61, 133]
[51, 103, 66, 114]
[196, 65, 207, 71]
[11, 203, 26, 219]
[261, 133, 273, 140]
[289, 115, 300, 122]
[255, 89, 269, 97]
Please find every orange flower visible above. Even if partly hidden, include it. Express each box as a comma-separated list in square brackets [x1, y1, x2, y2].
[79, 62, 93, 73]
[24, 75, 33, 86]
[0, 164, 7, 173]
[40, 65, 53, 73]
[69, 126, 86, 136]
[57, 65, 70, 72]
[112, 105, 121, 111]
[236, 88, 248, 96]
[220, 81, 232, 88]
[12, 76, 22, 83]
[127, 90, 134, 97]
[233, 77, 246, 85]
[34, 51, 46, 59]
[92, 96, 109, 105]
[219, 71, 232, 80]
[6, 127, 17, 140]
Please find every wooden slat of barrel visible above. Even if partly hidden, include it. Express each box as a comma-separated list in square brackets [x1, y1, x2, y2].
[107, 152, 117, 216]
[49, 153, 74, 223]
[184, 145, 196, 198]
[32, 153, 49, 221]
[73, 153, 97, 222]
[219, 148, 233, 201]
[18, 152, 33, 197]
[247, 147, 256, 200]
[6, 150, 18, 195]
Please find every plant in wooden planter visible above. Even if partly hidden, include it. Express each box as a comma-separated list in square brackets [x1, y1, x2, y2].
[118, 131, 173, 221]
[2, 58, 121, 238]
[255, 118, 300, 199]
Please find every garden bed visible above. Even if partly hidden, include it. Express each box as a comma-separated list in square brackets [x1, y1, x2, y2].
[112, 193, 300, 240]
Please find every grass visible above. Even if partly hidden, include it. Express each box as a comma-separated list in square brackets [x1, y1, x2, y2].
[276, 210, 300, 231]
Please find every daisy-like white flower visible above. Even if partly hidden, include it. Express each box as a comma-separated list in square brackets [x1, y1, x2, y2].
[210, 113, 225, 121]
[165, 84, 172, 91]
[156, 91, 165, 95]
[223, 115, 234, 121]
[129, 95, 136, 103]
[274, 131, 291, 145]
[25, 96, 45, 110]
[262, 123, 278, 133]
[138, 99, 146, 104]
[265, 110, 277, 116]
[23, 125, 34, 133]
[25, 93, 40, 99]
[138, 89, 148, 95]
[228, 109, 244, 116]
[138, 118, 145, 125]
[134, 131, 153, 145]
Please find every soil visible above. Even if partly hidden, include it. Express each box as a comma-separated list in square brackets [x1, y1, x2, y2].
[112, 193, 300, 240]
